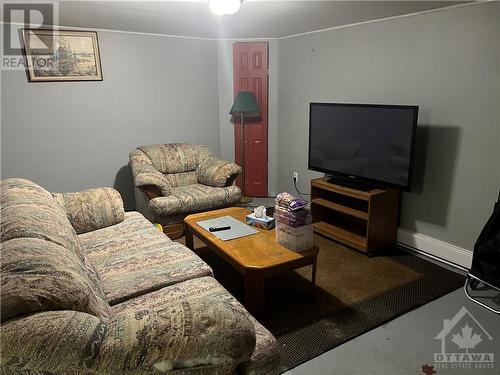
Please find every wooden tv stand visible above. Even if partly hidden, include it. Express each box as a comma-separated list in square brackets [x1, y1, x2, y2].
[310, 178, 400, 255]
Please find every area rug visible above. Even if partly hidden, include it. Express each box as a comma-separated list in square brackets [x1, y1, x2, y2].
[177, 233, 465, 372]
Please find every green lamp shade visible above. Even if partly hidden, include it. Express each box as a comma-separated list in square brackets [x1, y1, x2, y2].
[230, 91, 260, 117]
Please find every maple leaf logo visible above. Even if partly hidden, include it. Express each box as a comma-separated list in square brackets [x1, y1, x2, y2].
[451, 324, 482, 353]
[421, 364, 436, 374]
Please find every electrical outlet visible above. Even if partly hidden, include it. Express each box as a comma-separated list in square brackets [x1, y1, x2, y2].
[293, 172, 299, 182]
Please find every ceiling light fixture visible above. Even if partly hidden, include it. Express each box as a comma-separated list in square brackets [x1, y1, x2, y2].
[208, 0, 242, 15]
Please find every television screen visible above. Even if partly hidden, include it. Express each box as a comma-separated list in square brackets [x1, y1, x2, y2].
[309, 103, 418, 189]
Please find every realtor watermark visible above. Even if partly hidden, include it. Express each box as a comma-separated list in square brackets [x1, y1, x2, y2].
[434, 306, 495, 371]
[2, 2, 58, 70]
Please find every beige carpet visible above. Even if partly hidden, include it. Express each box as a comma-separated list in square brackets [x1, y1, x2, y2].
[177, 233, 423, 332]
[177, 232, 464, 371]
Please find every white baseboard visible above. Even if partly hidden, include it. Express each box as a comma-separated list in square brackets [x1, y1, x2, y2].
[397, 228, 472, 270]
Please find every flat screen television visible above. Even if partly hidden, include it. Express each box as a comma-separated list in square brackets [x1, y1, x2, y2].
[309, 103, 418, 190]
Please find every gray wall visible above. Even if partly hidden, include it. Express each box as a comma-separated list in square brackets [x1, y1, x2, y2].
[1, 30, 220, 210]
[277, 2, 500, 250]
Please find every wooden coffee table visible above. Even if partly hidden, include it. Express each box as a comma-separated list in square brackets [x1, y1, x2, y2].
[184, 207, 319, 315]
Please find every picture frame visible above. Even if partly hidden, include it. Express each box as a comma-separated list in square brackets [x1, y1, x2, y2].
[22, 29, 103, 82]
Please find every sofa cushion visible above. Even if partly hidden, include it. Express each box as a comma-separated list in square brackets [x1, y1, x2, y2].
[138, 144, 211, 174]
[79, 212, 213, 305]
[113, 276, 281, 375]
[149, 184, 241, 217]
[0, 238, 112, 322]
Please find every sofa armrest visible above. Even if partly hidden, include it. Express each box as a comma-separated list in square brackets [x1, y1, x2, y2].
[130, 150, 171, 197]
[196, 156, 242, 188]
[53, 187, 125, 235]
[0, 311, 106, 374]
[1, 300, 256, 374]
[101, 299, 256, 373]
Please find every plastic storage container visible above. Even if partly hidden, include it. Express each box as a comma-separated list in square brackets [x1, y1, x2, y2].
[275, 221, 314, 252]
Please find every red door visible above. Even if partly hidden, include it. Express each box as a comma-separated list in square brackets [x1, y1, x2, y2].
[233, 42, 268, 197]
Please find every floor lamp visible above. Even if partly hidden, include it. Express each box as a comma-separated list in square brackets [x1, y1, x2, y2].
[230, 91, 260, 204]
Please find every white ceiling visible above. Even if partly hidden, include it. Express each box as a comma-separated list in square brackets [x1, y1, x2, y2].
[57, 1, 468, 39]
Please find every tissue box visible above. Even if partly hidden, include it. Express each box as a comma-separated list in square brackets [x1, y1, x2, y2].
[245, 213, 276, 230]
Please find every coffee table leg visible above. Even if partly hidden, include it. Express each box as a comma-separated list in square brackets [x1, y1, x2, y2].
[312, 254, 318, 286]
[308, 255, 318, 300]
[185, 224, 194, 250]
[244, 270, 265, 316]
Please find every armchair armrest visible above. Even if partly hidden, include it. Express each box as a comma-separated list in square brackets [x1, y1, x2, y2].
[130, 150, 171, 198]
[196, 156, 242, 188]
[53, 187, 124, 234]
[1, 299, 256, 374]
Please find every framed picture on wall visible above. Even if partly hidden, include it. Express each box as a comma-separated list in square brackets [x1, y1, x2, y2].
[22, 29, 103, 82]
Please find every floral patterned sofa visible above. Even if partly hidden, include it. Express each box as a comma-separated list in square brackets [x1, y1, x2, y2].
[129, 144, 242, 238]
[0, 178, 280, 374]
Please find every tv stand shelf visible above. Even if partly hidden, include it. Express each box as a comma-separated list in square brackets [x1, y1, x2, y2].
[311, 198, 369, 220]
[311, 178, 400, 254]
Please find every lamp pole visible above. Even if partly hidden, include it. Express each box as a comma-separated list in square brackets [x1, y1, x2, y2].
[241, 112, 245, 199]
[229, 91, 259, 204]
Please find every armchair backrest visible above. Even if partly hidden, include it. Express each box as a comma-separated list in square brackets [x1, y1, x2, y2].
[138, 144, 212, 174]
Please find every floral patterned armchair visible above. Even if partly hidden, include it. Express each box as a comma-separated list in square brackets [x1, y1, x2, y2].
[129, 143, 242, 238]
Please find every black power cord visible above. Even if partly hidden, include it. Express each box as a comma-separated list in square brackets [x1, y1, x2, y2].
[293, 177, 311, 201]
